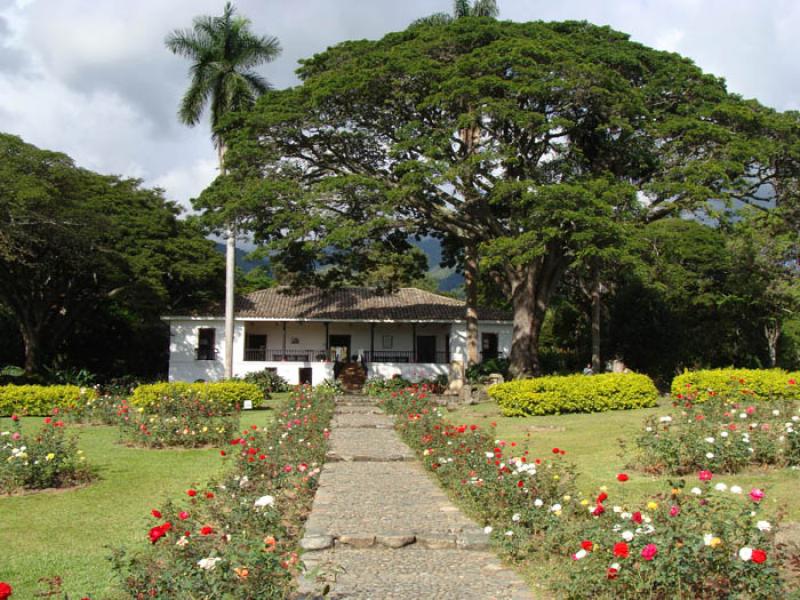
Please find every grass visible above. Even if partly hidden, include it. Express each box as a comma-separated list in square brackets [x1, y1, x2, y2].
[0, 401, 283, 599]
[447, 399, 800, 521]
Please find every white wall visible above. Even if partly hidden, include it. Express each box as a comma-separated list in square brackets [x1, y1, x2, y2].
[367, 362, 451, 382]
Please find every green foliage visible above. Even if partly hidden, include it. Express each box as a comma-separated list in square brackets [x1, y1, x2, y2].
[130, 382, 263, 410]
[165, 2, 281, 147]
[0, 384, 94, 416]
[0, 417, 94, 492]
[466, 357, 510, 383]
[119, 394, 240, 449]
[112, 385, 336, 599]
[671, 369, 800, 401]
[635, 397, 800, 474]
[240, 368, 289, 397]
[489, 373, 659, 416]
[0, 133, 225, 377]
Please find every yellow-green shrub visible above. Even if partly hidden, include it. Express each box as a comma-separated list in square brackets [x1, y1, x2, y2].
[488, 373, 659, 416]
[130, 381, 263, 410]
[671, 368, 800, 401]
[0, 385, 94, 416]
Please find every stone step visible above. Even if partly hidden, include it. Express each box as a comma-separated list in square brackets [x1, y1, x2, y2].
[296, 546, 534, 600]
[331, 413, 394, 429]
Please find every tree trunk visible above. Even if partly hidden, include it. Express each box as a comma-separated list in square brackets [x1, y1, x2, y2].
[765, 321, 780, 368]
[464, 244, 480, 367]
[591, 270, 602, 373]
[509, 266, 535, 378]
[219, 144, 236, 380]
[19, 321, 40, 375]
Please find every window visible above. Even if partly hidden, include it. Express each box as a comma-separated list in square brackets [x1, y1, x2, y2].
[196, 328, 216, 360]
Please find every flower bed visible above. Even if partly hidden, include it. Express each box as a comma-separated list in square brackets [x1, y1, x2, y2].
[119, 394, 241, 449]
[635, 388, 800, 474]
[0, 413, 94, 493]
[488, 373, 659, 416]
[111, 384, 336, 599]
[671, 369, 800, 402]
[376, 385, 792, 599]
[62, 391, 127, 425]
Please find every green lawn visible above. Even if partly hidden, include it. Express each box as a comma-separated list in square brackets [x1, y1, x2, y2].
[0, 403, 281, 599]
[447, 399, 800, 522]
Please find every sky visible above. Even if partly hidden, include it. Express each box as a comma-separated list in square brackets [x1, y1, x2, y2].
[1, 0, 799, 212]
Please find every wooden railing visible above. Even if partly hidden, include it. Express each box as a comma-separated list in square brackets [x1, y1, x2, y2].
[363, 350, 449, 364]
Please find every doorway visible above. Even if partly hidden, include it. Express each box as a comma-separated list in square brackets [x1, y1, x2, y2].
[482, 333, 499, 361]
[329, 334, 351, 362]
[299, 367, 313, 385]
[416, 335, 436, 363]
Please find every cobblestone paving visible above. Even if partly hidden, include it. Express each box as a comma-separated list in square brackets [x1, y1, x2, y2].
[297, 395, 534, 599]
[326, 427, 414, 462]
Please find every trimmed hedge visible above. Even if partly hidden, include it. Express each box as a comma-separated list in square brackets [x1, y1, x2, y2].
[131, 381, 264, 408]
[671, 368, 800, 401]
[0, 385, 93, 416]
[488, 373, 659, 416]
[130, 381, 264, 410]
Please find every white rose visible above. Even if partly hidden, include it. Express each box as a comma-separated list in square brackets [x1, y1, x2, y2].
[714, 483, 727, 492]
[512, 513, 521, 522]
[756, 520, 771, 532]
[622, 530, 634, 542]
[706, 452, 715, 459]
[738, 547, 753, 561]
[691, 487, 702, 495]
[197, 557, 222, 570]
[705, 437, 715, 444]
[254, 495, 275, 508]
[550, 504, 562, 512]
[484, 526, 493, 534]
[730, 485, 743, 494]
[572, 549, 587, 560]
[534, 498, 543, 508]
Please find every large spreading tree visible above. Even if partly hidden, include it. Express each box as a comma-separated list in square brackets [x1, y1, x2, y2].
[214, 18, 798, 377]
[0, 133, 224, 375]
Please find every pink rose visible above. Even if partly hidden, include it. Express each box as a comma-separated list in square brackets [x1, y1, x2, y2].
[641, 543, 658, 561]
[749, 488, 764, 503]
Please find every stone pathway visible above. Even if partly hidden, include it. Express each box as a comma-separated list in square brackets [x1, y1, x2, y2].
[297, 395, 533, 599]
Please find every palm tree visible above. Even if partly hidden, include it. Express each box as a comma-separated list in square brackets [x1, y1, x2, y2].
[166, 3, 280, 379]
[412, 0, 499, 26]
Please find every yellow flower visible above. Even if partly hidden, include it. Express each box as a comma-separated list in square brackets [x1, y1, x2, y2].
[709, 537, 722, 548]
[647, 501, 658, 511]
[553, 475, 560, 480]
[202, 426, 208, 433]
[599, 485, 608, 492]
[562, 495, 571, 502]
[580, 499, 589, 506]
[45, 453, 55, 461]
[671, 488, 682, 496]
[138, 407, 145, 413]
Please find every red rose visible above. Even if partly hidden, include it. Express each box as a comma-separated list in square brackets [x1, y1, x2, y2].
[205, 492, 214, 499]
[789, 378, 796, 385]
[151, 509, 162, 518]
[752, 549, 767, 563]
[187, 489, 197, 497]
[617, 473, 629, 482]
[200, 526, 214, 535]
[596, 492, 608, 503]
[613, 542, 629, 558]
[10, 414, 18, 422]
[179, 511, 189, 520]
[641, 543, 658, 561]
[698, 470, 713, 482]
[44, 417, 52, 424]
[552, 447, 560, 454]
[0, 582, 11, 600]
[606, 567, 618, 580]
[632, 511, 643, 524]
[148, 525, 167, 544]
[220, 450, 226, 456]
[592, 503, 605, 516]
[581, 540, 593, 552]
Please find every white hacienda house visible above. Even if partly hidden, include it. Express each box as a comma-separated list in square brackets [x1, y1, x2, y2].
[164, 287, 512, 385]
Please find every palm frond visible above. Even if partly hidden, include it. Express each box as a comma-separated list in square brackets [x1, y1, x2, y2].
[410, 12, 453, 27]
[453, 0, 471, 18]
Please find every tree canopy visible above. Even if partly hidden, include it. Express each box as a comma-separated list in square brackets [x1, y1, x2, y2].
[0, 133, 224, 376]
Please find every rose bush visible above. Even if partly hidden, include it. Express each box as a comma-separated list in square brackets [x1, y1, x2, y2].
[118, 393, 241, 449]
[635, 382, 800, 474]
[0, 413, 94, 492]
[111, 384, 336, 599]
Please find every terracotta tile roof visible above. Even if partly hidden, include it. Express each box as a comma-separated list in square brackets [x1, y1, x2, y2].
[232, 287, 511, 322]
